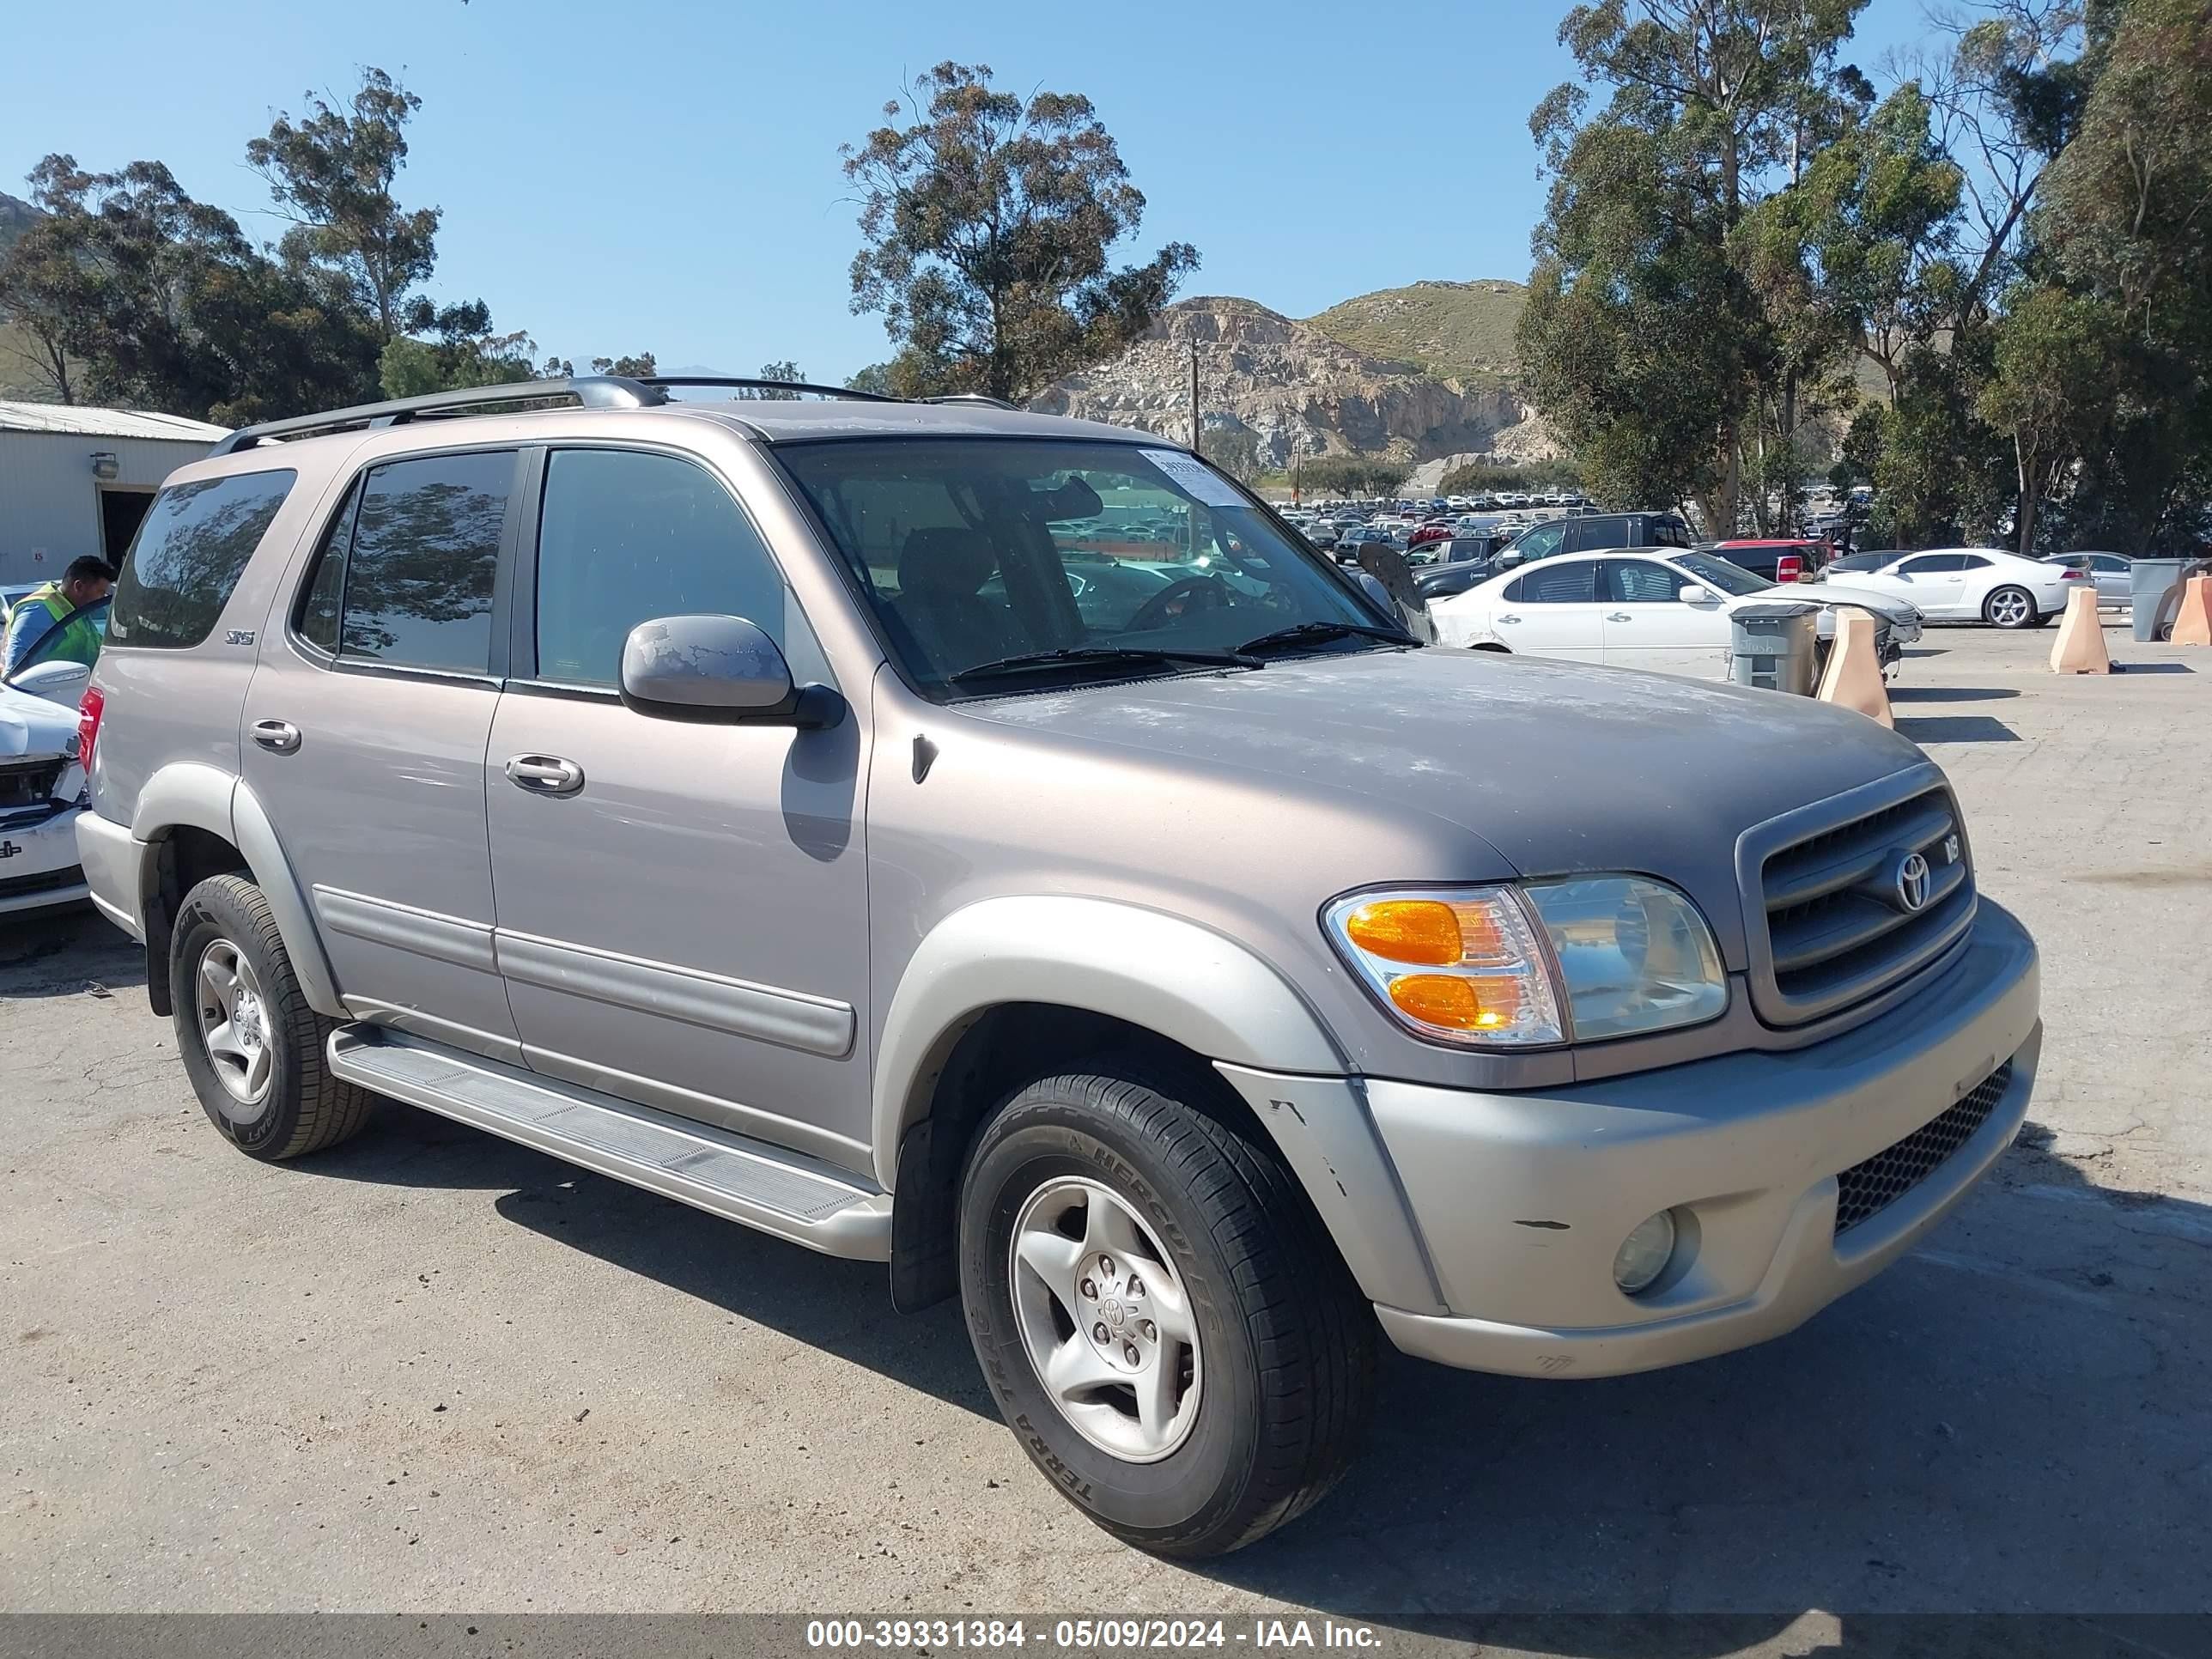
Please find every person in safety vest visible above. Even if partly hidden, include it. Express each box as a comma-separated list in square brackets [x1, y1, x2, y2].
[3, 556, 116, 680]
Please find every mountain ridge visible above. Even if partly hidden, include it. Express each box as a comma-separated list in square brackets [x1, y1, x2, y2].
[1033, 280, 1557, 471]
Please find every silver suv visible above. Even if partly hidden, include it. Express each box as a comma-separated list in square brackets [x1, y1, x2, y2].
[77, 377, 2042, 1557]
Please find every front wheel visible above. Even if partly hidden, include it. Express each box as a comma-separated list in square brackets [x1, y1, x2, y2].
[1984, 586, 2038, 629]
[957, 1063, 1375, 1558]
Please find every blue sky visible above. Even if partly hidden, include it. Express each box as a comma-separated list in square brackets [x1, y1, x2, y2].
[3, 0, 1936, 383]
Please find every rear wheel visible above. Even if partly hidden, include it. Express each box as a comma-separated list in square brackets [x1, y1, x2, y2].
[1984, 586, 2037, 629]
[172, 874, 374, 1161]
[957, 1061, 1375, 1558]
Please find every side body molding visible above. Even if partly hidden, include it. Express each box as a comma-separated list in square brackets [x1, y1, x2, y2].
[128, 762, 345, 1018]
[871, 896, 1446, 1314]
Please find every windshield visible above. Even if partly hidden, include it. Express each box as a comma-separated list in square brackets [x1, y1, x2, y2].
[778, 439, 1396, 696]
[1672, 551, 1776, 598]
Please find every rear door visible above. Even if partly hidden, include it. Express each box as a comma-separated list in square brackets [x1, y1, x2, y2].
[1599, 557, 1730, 677]
[1492, 558, 1604, 660]
[240, 447, 523, 1054]
[483, 445, 874, 1167]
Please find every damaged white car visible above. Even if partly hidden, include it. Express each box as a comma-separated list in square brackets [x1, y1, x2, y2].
[0, 610, 103, 920]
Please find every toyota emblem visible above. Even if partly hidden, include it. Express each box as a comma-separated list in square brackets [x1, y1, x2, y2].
[1894, 851, 1931, 913]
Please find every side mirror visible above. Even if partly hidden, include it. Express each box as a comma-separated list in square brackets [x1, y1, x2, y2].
[1680, 584, 1722, 606]
[618, 614, 843, 728]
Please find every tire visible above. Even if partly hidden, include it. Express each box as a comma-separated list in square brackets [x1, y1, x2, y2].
[171, 873, 374, 1161]
[957, 1061, 1376, 1558]
[1984, 586, 2038, 629]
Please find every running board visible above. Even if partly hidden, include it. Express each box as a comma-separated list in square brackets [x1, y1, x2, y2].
[327, 1026, 891, 1261]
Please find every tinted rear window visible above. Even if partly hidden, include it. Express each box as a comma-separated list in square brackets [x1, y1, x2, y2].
[108, 470, 296, 649]
[339, 451, 513, 673]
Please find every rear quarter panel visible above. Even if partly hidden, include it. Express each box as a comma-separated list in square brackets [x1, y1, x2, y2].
[88, 449, 359, 827]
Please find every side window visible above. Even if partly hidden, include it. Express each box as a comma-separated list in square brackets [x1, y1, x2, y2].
[341, 451, 514, 673]
[532, 447, 823, 688]
[1515, 524, 1567, 561]
[2091, 554, 2128, 573]
[1607, 560, 1685, 604]
[1653, 518, 1692, 549]
[1895, 555, 1962, 574]
[107, 469, 297, 649]
[1504, 561, 1598, 605]
[295, 482, 360, 655]
[1956, 555, 1993, 570]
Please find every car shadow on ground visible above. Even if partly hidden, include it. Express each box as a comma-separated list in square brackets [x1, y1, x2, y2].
[0, 904, 144, 999]
[301, 1100, 2208, 1644]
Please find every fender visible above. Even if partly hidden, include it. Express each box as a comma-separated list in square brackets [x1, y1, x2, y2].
[129, 762, 345, 1018]
[872, 896, 1444, 1314]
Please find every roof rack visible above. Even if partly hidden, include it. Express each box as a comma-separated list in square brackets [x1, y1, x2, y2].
[640, 375, 896, 403]
[919, 392, 1020, 410]
[212, 373, 1017, 457]
[215, 375, 665, 454]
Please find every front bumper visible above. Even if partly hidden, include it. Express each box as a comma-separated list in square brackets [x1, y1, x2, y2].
[0, 801, 90, 917]
[1365, 900, 2040, 1378]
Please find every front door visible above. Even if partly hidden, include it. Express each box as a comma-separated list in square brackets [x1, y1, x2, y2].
[1599, 557, 1730, 677]
[483, 446, 875, 1172]
[1882, 554, 1972, 617]
[240, 447, 524, 1054]
[1492, 557, 1605, 660]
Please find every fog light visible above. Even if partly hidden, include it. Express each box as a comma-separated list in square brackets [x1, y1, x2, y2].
[1613, 1210, 1677, 1296]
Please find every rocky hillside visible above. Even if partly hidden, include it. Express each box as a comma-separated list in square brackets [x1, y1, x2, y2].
[1307, 279, 1527, 384]
[1031, 295, 1549, 471]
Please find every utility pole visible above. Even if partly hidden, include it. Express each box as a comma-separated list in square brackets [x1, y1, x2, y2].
[1188, 339, 1200, 457]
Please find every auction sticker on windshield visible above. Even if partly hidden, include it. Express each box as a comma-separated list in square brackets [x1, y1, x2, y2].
[1140, 449, 1247, 508]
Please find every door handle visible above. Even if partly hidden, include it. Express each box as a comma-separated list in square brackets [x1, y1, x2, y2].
[505, 754, 586, 796]
[250, 719, 301, 754]
[1498, 614, 1522, 624]
[1607, 611, 1633, 622]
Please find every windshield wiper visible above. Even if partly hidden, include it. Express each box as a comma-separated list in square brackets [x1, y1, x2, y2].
[947, 644, 1262, 685]
[1232, 620, 1415, 656]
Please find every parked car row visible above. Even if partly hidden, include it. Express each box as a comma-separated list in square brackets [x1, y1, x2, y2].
[1428, 547, 1923, 679]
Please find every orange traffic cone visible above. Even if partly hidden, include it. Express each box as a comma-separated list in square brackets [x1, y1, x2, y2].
[2172, 574, 2212, 647]
[2049, 586, 2111, 673]
[1816, 610, 1893, 726]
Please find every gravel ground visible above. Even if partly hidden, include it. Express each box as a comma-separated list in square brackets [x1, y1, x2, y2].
[2, 622, 2206, 1645]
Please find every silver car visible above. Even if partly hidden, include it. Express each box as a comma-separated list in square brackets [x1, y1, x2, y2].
[2042, 551, 2133, 609]
[77, 377, 2041, 1558]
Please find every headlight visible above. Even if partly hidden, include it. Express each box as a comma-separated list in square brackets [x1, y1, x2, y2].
[1325, 878, 1725, 1048]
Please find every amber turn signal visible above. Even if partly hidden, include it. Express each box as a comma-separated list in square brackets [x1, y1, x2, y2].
[1342, 899, 1463, 966]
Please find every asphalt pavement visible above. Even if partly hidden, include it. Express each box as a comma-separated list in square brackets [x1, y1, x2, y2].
[2, 623, 2206, 1650]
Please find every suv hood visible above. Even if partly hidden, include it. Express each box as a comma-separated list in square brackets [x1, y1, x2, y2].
[962, 646, 1925, 893]
[0, 682, 77, 760]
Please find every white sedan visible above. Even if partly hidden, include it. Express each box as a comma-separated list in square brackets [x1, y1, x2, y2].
[0, 678, 89, 920]
[1428, 548, 1922, 678]
[1814, 546, 2076, 628]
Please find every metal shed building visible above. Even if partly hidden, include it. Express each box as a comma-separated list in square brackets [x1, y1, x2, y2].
[0, 402, 228, 586]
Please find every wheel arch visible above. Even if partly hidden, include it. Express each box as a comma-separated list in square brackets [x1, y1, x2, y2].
[876, 898, 1442, 1316]
[128, 763, 343, 1020]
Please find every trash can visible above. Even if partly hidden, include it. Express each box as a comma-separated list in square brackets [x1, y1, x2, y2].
[1727, 601, 1822, 696]
[2131, 558, 2191, 641]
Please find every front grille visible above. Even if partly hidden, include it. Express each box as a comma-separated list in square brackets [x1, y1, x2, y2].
[0, 759, 66, 813]
[1749, 781, 1976, 1024]
[1834, 1063, 2012, 1235]
[0, 864, 83, 902]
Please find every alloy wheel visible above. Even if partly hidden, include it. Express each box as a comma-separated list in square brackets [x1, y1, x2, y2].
[196, 939, 274, 1120]
[1008, 1176, 1202, 1462]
